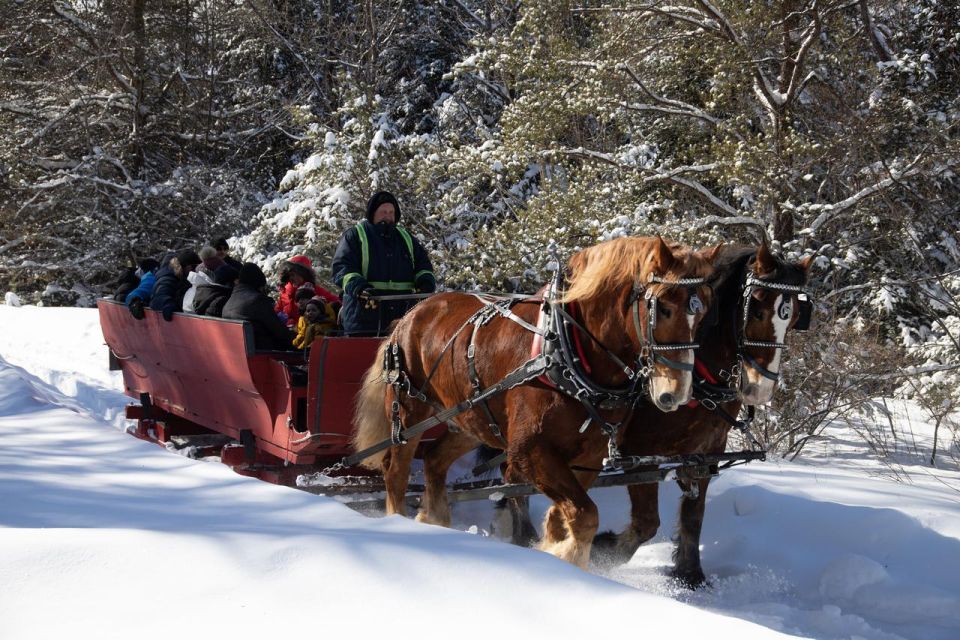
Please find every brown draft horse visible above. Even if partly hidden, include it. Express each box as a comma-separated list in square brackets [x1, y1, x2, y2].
[352, 236, 720, 568]
[591, 244, 813, 586]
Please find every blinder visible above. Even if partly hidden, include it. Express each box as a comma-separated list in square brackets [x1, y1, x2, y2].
[702, 286, 720, 328]
[794, 293, 813, 331]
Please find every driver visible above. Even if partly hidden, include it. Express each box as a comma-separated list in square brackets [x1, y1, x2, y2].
[331, 191, 436, 336]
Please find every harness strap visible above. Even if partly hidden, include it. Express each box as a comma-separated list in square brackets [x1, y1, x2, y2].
[472, 294, 546, 336]
[342, 354, 552, 467]
[467, 319, 507, 446]
[741, 352, 780, 382]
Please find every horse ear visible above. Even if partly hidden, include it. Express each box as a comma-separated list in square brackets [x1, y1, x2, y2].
[798, 254, 814, 272]
[651, 235, 676, 273]
[699, 242, 724, 264]
[754, 242, 776, 275]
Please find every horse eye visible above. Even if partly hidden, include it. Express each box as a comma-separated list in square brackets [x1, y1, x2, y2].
[751, 306, 764, 320]
[659, 306, 672, 319]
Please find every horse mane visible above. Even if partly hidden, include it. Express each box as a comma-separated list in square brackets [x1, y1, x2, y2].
[562, 236, 714, 304]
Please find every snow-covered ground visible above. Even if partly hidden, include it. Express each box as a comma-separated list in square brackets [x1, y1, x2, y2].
[1, 304, 958, 640]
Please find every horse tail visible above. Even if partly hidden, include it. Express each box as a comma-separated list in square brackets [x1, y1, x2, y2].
[352, 339, 392, 470]
[472, 444, 505, 479]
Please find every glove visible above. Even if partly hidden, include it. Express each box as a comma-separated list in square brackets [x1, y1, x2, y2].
[128, 298, 145, 320]
[358, 289, 377, 309]
[162, 306, 174, 321]
[277, 311, 289, 324]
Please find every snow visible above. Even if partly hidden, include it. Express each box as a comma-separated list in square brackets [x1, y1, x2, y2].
[1, 305, 959, 640]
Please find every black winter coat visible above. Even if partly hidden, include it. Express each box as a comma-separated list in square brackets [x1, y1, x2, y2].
[331, 220, 435, 336]
[222, 283, 293, 350]
[193, 283, 231, 317]
[149, 265, 189, 316]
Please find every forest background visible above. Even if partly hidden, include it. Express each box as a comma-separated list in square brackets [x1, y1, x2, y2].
[1, 0, 958, 461]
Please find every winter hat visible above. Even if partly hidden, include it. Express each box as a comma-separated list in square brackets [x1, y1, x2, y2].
[285, 255, 316, 282]
[295, 283, 316, 301]
[213, 238, 230, 252]
[213, 264, 239, 287]
[305, 297, 326, 311]
[237, 262, 267, 289]
[365, 191, 401, 223]
[138, 257, 160, 273]
[176, 249, 202, 270]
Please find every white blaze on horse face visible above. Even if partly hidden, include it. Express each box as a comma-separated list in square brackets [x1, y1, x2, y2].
[741, 293, 790, 405]
[649, 360, 692, 412]
[649, 314, 696, 412]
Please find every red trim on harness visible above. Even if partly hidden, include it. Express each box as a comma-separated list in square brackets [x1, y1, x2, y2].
[687, 358, 721, 407]
[695, 358, 719, 385]
[529, 286, 555, 388]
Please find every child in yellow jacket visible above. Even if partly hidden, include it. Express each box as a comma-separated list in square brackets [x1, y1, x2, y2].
[293, 297, 337, 349]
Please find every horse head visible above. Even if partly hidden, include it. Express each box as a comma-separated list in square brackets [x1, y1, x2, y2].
[736, 244, 814, 405]
[563, 236, 720, 413]
[641, 238, 721, 411]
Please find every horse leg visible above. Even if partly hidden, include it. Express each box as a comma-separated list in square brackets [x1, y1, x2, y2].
[491, 496, 539, 547]
[592, 482, 661, 566]
[528, 456, 599, 569]
[416, 430, 479, 527]
[538, 467, 596, 551]
[671, 474, 711, 588]
[382, 433, 421, 517]
[491, 457, 539, 546]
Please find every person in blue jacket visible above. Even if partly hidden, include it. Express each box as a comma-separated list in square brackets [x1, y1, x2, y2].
[125, 257, 161, 319]
[332, 191, 436, 336]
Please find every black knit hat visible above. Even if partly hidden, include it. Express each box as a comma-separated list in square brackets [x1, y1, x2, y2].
[138, 257, 160, 273]
[237, 262, 267, 289]
[365, 191, 401, 223]
[213, 264, 239, 287]
[176, 249, 202, 269]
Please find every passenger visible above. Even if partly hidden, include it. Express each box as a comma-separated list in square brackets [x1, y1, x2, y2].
[294, 284, 315, 321]
[275, 255, 316, 327]
[125, 257, 161, 319]
[332, 191, 436, 336]
[193, 264, 238, 317]
[198, 246, 225, 277]
[292, 297, 338, 349]
[212, 238, 243, 271]
[223, 263, 293, 350]
[183, 247, 222, 313]
[149, 249, 202, 321]
[112, 266, 140, 302]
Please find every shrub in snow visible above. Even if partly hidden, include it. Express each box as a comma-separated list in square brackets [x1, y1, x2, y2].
[3, 292, 21, 307]
[40, 284, 80, 308]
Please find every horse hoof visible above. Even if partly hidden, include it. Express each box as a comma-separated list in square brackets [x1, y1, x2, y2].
[669, 568, 709, 590]
[589, 531, 634, 567]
